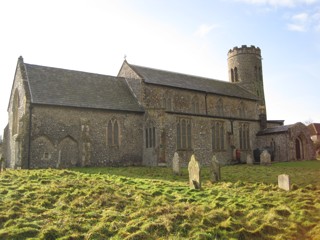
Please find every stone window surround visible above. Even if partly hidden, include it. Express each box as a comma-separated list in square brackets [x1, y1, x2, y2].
[212, 121, 225, 151]
[107, 118, 120, 147]
[145, 126, 156, 149]
[239, 122, 250, 150]
[176, 118, 192, 150]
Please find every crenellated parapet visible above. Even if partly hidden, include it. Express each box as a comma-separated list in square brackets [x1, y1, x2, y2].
[228, 45, 261, 59]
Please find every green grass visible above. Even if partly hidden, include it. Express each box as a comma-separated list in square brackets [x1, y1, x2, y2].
[0, 160, 319, 239]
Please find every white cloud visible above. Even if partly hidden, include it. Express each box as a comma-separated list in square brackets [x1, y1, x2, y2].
[287, 23, 307, 31]
[287, 12, 309, 31]
[237, 0, 319, 7]
[286, 10, 320, 32]
[194, 24, 219, 38]
[292, 12, 309, 21]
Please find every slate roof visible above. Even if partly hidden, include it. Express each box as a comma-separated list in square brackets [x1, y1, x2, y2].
[24, 63, 144, 112]
[257, 124, 293, 136]
[129, 63, 259, 101]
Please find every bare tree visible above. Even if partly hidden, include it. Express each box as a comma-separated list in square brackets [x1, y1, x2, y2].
[304, 118, 313, 125]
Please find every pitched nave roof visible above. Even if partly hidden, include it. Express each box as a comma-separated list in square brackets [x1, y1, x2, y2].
[128, 63, 259, 101]
[24, 63, 144, 112]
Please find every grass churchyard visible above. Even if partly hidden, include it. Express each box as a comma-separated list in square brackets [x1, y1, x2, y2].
[0, 161, 319, 239]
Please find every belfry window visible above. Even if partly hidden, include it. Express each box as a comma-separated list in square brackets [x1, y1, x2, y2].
[234, 67, 239, 82]
[107, 119, 120, 146]
[177, 118, 191, 150]
[231, 68, 234, 82]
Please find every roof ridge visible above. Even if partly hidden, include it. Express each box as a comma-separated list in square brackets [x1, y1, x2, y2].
[25, 63, 118, 79]
[129, 63, 258, 101]
[129, 63, 227, 83]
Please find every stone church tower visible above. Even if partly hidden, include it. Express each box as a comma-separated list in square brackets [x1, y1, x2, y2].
[228, 45, 267, 128]
[228, 45, 266, 105]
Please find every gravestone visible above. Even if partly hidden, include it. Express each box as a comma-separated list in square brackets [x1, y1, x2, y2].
[246, 153, 253, 165]
[278, 174, 290, 191]
[188, 154, 201, 189]
[260, 150, 271, 165]
[172, 152, 181, 175]
[209, 154, 221, 183]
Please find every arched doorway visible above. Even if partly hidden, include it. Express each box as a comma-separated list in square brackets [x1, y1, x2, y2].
[57, 136, 79, 168]
[295, 138, 301, 160]
[295, 136, 304, 160]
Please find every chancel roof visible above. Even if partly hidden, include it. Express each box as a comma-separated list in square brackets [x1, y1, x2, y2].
[257, 125, 293, 136]
[24, 63, 144, 112]
[129, 63, 259, 101]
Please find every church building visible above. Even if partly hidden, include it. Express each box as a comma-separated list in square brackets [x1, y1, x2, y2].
[3, 45, 315, 169]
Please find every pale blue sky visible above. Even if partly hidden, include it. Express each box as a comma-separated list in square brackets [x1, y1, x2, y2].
[0, 0, 319, 134]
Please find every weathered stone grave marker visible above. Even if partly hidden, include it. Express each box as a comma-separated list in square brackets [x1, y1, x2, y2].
[172, 152, 181, 175]
[278, 174, 290, 191]
[246, 153, 253, 165]
[188, 154, 201, 189]
[260, 150, 271, 165]
[209, 154, 221, 183]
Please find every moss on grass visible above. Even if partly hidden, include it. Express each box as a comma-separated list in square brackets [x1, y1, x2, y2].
[0, 161, 319, 239]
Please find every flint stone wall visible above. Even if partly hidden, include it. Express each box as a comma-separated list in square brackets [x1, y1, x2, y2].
[29, 105, 144, 168]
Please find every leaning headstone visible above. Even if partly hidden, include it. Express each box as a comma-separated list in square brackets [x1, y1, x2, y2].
[278, 174, 290, 191]
[188, 154, 201, 189]
[260, 150, 271, 165]
[209, 154, 221, 183]
[172, 152, 181, 175]
[246, 153, 253, 165]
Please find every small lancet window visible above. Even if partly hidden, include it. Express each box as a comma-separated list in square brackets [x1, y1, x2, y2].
[234, 67, 239, 82]
[231, 68, 234, 82]
[12, 90, 20, 136]
[145, 124, 156, 149]
[107, 119, 120, 146]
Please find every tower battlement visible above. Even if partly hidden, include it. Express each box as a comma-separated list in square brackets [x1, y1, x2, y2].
[228, 45, 261, 58]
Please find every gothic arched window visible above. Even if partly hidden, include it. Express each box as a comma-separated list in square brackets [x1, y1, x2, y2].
[177, 118, 191, 150]
[107, 119, 120, 146]
[239, 101, 246, 118]
[212, 121, 225, 151]
[216, 98, 224, 116]
[239, 122, 250, 150]
[163, 93, 172, 111]
[12, 89, 20, 136]
[192, 96, 199, 114]
[145, 123, 156, 149]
